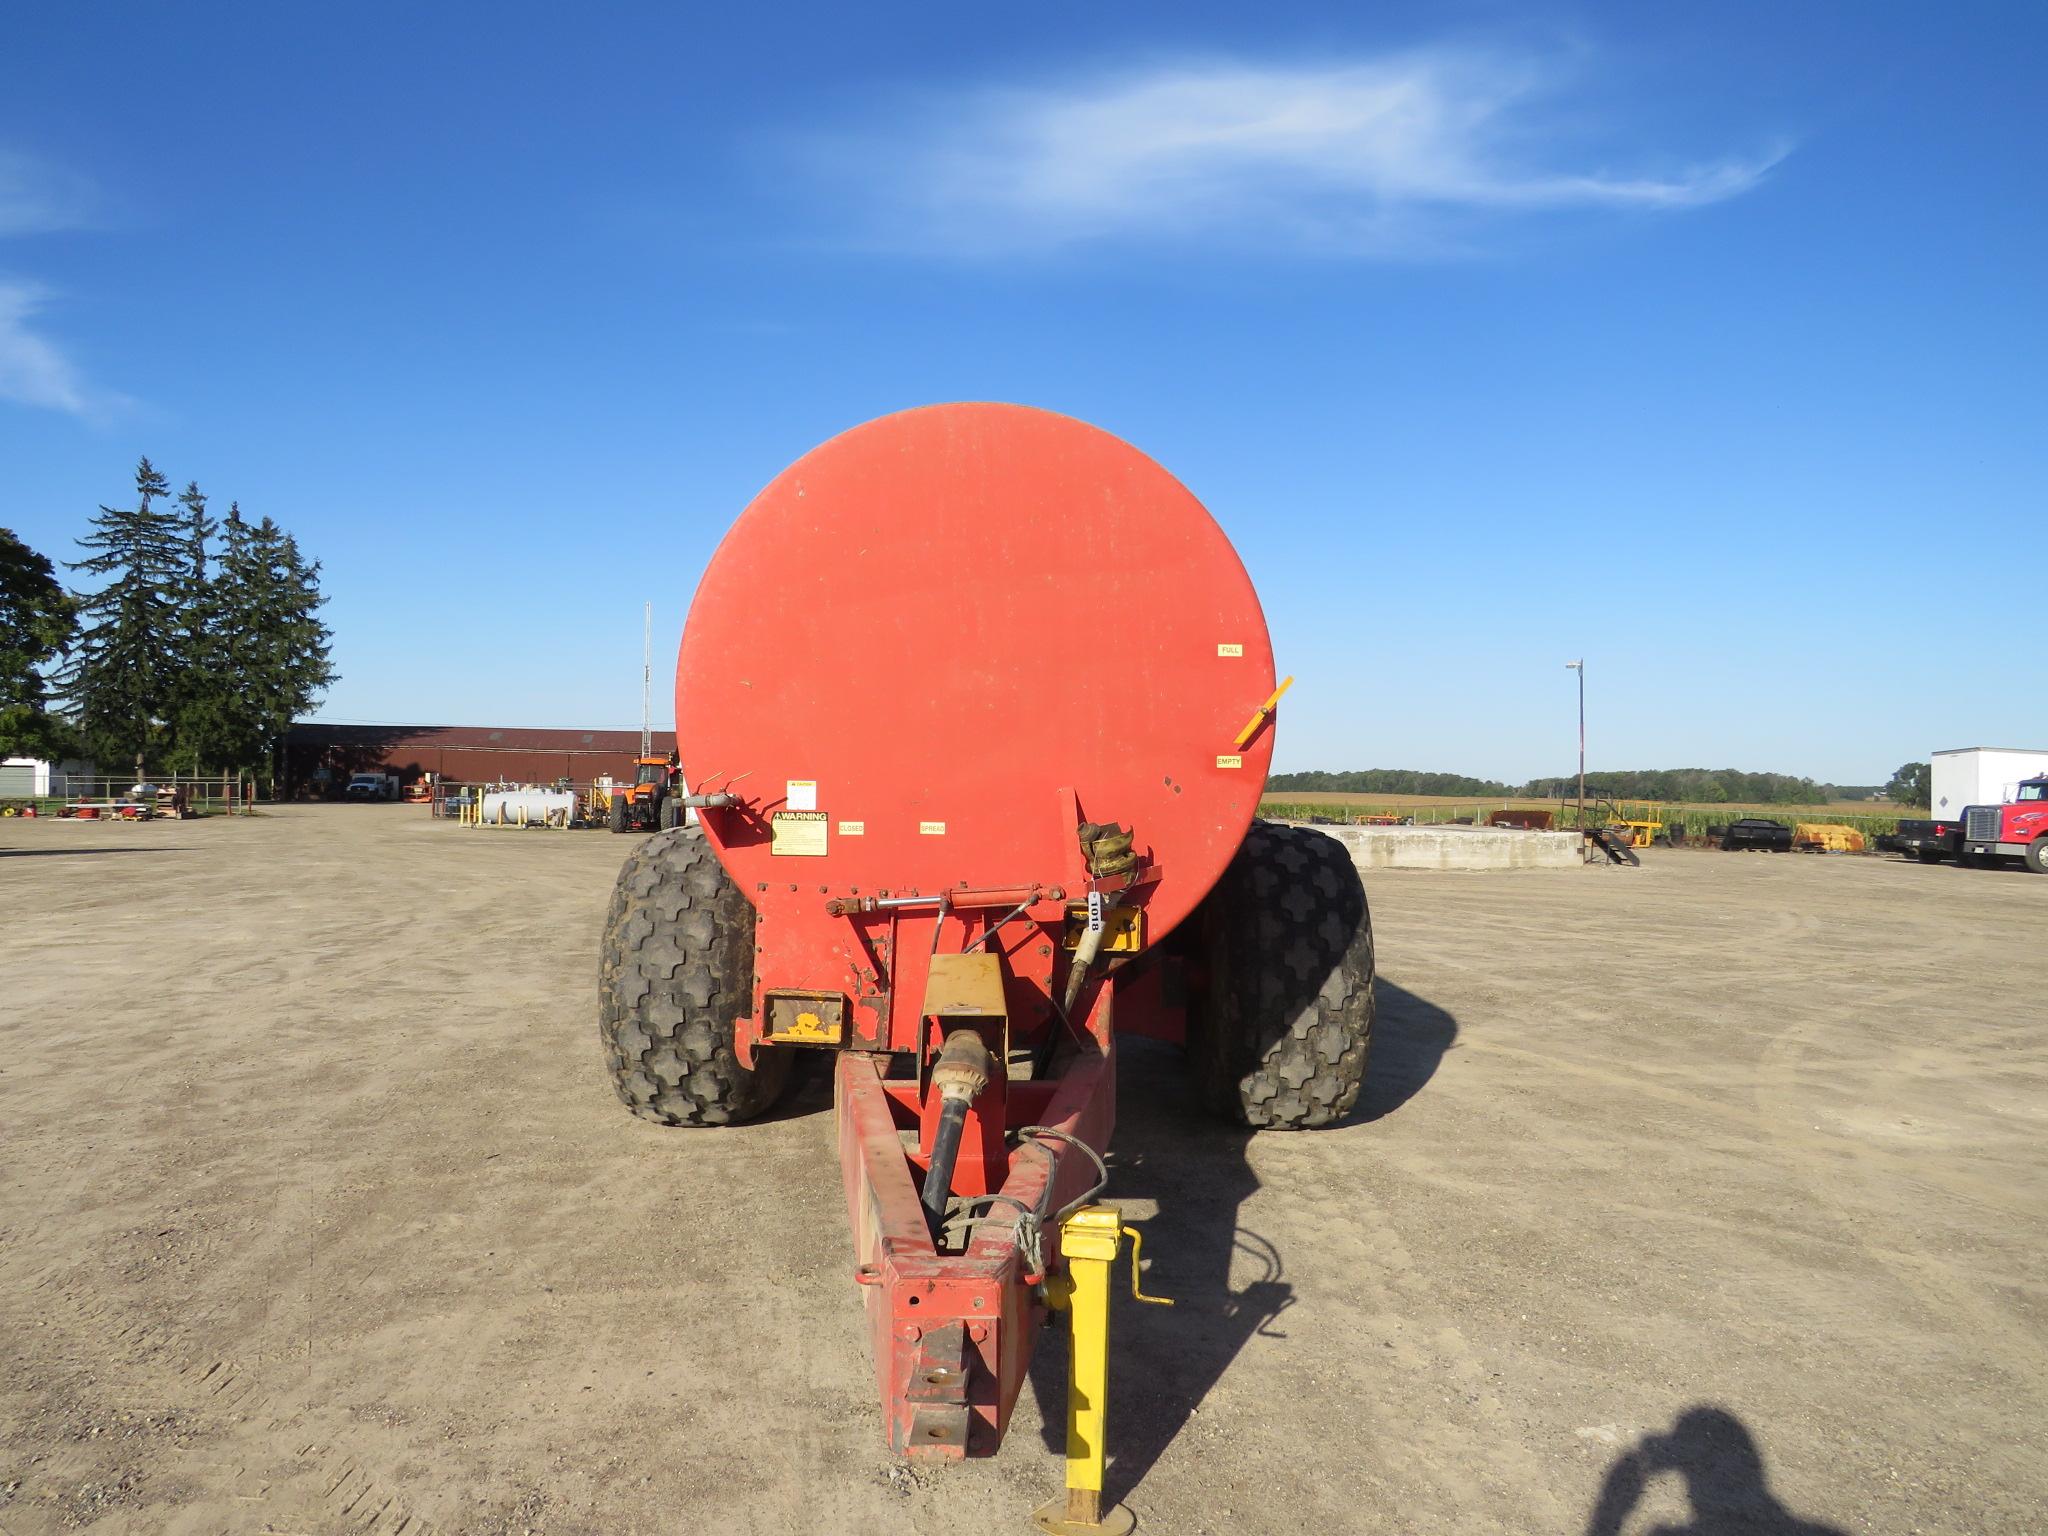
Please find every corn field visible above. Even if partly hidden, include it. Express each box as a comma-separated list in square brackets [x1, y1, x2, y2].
[1259, 798, 1910, 841]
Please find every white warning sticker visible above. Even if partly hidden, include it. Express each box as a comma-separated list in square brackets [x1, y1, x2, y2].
[919, 821, 946, 836]
[785, 779, 818, 811]
[771, 811, 828, 856]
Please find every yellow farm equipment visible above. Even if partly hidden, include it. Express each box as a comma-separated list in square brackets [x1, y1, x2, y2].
[1794, 823, 1866, 853]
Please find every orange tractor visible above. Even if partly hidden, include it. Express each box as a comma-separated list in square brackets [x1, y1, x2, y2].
[606, 752, 683, 833]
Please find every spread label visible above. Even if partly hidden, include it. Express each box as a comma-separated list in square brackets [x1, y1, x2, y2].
[919, 821, 946, 835]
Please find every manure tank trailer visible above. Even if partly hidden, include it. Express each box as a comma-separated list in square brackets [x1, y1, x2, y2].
[598, 402, 1375, 1530]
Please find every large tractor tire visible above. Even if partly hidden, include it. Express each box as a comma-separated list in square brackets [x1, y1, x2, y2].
[657, 793, 681, 831]
[599, 826, 790, 1125]
[1188, 820, 1375, 1129]
[607, 795, 628, 834]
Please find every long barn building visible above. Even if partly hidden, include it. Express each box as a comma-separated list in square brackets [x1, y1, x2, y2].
[284, 723, 679, 795]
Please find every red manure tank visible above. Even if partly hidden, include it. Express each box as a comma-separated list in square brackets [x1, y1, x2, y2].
[598, 403, 1375, 1525]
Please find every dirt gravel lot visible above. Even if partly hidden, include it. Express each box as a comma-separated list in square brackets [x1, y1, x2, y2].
[2, 806, 2043, 1535]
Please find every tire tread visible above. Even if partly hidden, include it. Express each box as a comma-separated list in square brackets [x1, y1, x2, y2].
[597, 826, 788, 1125]
[1189, 820, 1375, 1130]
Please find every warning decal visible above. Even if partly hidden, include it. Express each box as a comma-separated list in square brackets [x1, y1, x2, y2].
[771, 811, 828, 856]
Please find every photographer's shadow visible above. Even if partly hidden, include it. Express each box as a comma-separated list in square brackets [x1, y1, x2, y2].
[1585, 1407, 1850, 1535]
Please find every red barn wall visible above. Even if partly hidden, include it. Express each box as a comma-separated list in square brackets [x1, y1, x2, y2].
[284, 724, 682, 794]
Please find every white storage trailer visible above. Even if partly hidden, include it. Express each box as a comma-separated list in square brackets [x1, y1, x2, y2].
[1931, 748, 2048, 820]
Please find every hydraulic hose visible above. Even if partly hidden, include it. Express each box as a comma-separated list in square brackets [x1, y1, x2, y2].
[920, 1029, 995, 1229]
[1058, 891, 1121, 1020]
[922, 1100, 970, 1228]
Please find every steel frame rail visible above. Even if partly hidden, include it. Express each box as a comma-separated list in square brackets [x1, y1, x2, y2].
[836, 1011, 1117, 1457]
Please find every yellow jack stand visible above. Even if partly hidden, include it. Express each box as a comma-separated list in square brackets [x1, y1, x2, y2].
[1032, 1206, 1172, 1535]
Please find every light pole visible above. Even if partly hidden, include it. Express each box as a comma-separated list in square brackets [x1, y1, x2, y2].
[1565, 660, 1584, 826]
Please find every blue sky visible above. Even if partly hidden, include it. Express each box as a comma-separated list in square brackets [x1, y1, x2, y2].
[2, 3, 2042, 783]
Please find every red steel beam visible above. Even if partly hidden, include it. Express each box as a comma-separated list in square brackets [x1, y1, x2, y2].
[836, 1009, 1117, 1457]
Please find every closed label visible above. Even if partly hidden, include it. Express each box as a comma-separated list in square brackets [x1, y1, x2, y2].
[919, 821, 946, 835]
[838, 820, 864, 835]
[1216, 755, 1244, 769]
[771, 811, 828, 856]
[1217, 643, 1244, 657]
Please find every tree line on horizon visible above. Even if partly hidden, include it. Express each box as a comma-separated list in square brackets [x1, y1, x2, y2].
[1, 457, 334, 781]
[1267, 767, 1891, 805]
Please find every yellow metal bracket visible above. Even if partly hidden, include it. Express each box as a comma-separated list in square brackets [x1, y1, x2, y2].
[1060, 904, 1145, 955]
[1033, 1207, 1173, 1536]
[1233, 674, 1295, 749]
[763, 989, 847, 1046]
[1120, 1223, 1173, 1307]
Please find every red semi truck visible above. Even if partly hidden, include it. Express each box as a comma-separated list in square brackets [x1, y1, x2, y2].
[1890, 747, 2048, 869]
[1960, 776, 2048, 872]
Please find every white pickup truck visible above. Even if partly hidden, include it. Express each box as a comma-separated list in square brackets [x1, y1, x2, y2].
[344, 772, 400, 801]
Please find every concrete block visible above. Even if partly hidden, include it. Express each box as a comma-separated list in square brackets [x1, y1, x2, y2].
[1291, 822, 1584, 872]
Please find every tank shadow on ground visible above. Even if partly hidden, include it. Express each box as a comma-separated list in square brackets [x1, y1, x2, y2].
[1355, 978, 1460, 1124]
[0, 846, 196, 858]
[1584, 1406, 1850, 1535]
[1027, 1034, 1276, 1506]
[755, 1045, 840, 1123]
[752, 973, 1460, 1492]
[1013, 978, 1460, 1505]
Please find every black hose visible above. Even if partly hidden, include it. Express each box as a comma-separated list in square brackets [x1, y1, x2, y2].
[921, 1096, 970, 1228]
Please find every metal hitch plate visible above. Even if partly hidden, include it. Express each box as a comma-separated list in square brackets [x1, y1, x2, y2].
[764, 990, 845, 1046]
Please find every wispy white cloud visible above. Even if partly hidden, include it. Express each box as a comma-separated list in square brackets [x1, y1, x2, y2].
[0, 148, 97, 237]
[800, 50, 1784, 256]
[0, 279, 102, 417]
[0, 149, 112, 418]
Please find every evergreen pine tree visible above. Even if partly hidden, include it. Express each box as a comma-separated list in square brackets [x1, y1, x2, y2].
[177, 482, 214, 599]
[208, 505, 335, 781]
[187, 505, 267, 773]
[164, 481, 226, 772]
[53, 458, 187, 778]
[0, 526, 80, 760]
[275, 529, 335, 725]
